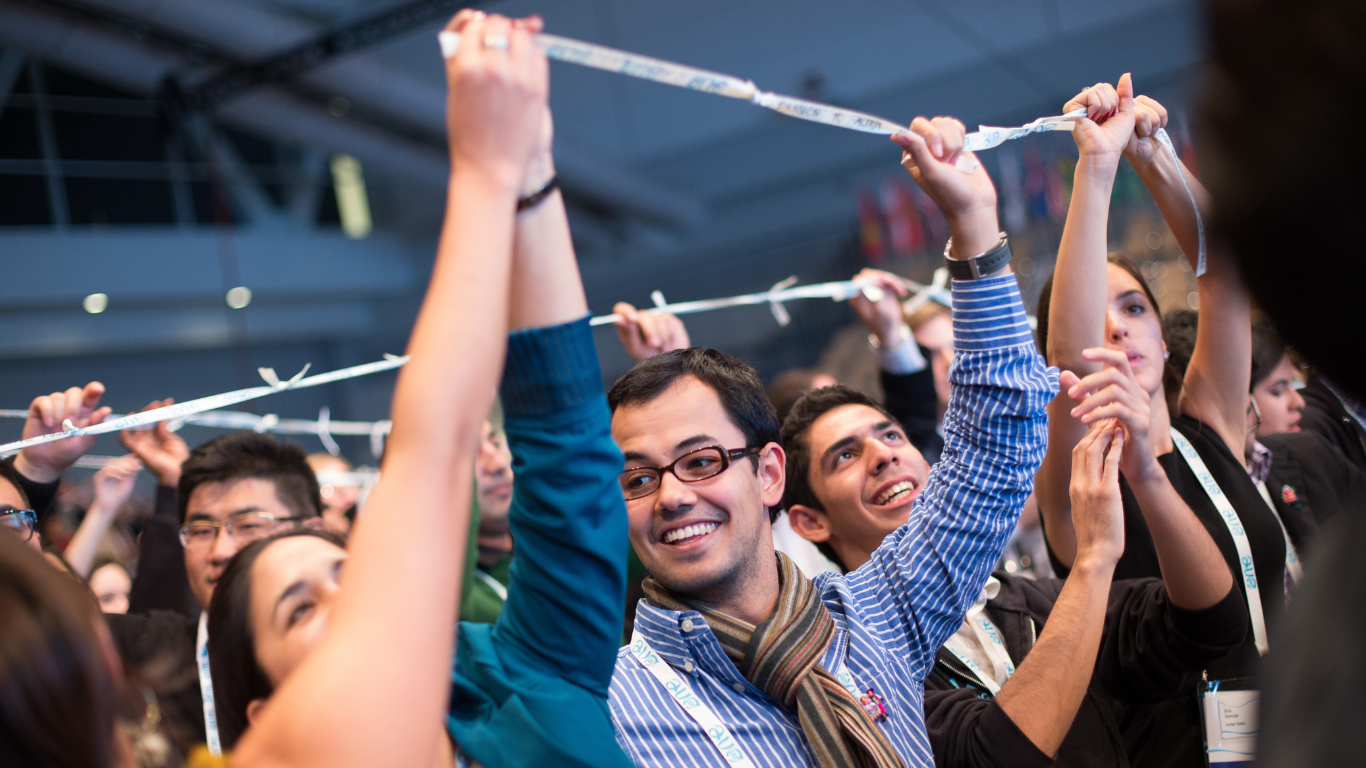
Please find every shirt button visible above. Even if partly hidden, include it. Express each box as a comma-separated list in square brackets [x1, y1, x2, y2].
[680, 619, 695, 633]
[684, 660, 695, 673]
[732, 682, 746, 694]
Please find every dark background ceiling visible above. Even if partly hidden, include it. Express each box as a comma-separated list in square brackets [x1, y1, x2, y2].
[0, 0, 1204, 463]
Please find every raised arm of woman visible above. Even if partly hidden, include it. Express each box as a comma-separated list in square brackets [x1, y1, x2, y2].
[1125, 97, 1251, 460]
[230, 12, 547, 768]
[1036, 74, 1136, 567]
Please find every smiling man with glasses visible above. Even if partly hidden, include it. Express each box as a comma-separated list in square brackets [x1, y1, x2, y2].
[106, 429, 321, 754]
[604, 113, 1058, 768]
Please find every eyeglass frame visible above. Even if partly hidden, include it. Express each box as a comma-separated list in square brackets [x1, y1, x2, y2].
[618, 445, 763, 501]
[0, 508, 38, 542]
[177, 510, 308, 549]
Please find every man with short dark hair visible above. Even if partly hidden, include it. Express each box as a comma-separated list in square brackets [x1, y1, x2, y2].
[109, 426, 321, 753]
[781, 383, 1246, 766]
[606, 115, 1056, 768]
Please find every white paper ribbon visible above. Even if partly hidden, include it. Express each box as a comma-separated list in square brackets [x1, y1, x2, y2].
[1153, 128, 1207, 276]
[590, 274, 967, 329]
[0, 356, 408, 457]
[440, 31, 1076, 174]
[963, 109, 1086, 152]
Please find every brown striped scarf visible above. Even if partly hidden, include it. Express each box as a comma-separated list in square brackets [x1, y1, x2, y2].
[643, 551, 904, 768]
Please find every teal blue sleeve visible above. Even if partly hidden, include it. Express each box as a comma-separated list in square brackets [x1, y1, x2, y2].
[491, 316, 628, 694]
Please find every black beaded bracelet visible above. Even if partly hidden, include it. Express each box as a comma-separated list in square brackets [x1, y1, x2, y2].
[517, 175, 560, 212]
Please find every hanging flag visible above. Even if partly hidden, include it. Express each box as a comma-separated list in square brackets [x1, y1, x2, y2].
[910, 186, 949, 245]
[857, 189, 886, 262]
[880, 178, 912, 255]
[998, 147, 1027, 231]
[1046, 156, 1067, 222]
[1024, 144, 1048, 222]
[899, 179, 925, 253]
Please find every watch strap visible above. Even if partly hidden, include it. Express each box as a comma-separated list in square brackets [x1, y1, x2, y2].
[944, 234, 1011, 280]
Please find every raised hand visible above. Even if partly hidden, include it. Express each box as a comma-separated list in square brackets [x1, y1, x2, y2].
[13, 382, 113, 483]
[1069, 420, 1125, 569]
[1123, 95, 1169, 166]
[1062, 73, 1136, 161]
[118, 399, 190, 487]
[893, 116, 999, 252]
[91, 454, 143, 515]
[443, 10, 549, 189]
[849, 268, 911, 347]
[1061, 347, 1159, 482]
[613, 303, 691, 363]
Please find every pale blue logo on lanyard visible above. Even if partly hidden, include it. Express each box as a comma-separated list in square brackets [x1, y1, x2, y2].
[629, 632, 755, 768]
[1170, 428, 1270, 655]
[196, 612, 223, 756]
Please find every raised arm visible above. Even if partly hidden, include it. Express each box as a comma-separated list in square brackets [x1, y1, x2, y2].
[63, 454, 141, 579]
[992, 422, 1124, 756]
[120, 402, 197, 615]
[1125, 96, 1250, 458]
[1035, 75, 1137, 567]
[483, 93, 630, 692]
[232, 12, 545, 768]
[844, 118, 1056, 676]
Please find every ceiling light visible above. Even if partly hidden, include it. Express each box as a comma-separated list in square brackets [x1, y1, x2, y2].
[226, 286, 252, 309]
[83, 293, 108, 314]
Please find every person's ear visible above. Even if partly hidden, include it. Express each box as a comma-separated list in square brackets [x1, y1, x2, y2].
[787, 504, 832, 544]
[758, 443, 786, 509]
[246, 698, 268, 726]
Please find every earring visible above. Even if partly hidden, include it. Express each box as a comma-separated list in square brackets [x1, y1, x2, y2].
[1163, 351, 1170, 360]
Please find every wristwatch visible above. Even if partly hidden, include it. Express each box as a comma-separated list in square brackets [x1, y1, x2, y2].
[943, 232, 1011, 280]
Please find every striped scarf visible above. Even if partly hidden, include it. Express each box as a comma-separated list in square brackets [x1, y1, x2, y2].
[643, 551, 904, 768]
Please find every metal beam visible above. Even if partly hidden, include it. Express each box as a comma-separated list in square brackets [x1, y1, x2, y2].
[37, 0, 705, 227]
[0, 228, 416, 304]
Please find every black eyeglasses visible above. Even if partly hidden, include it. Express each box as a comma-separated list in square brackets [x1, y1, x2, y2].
[178, 511, 306, 549]
[0, 508, 37, 542]
[618, 445, 762, 501]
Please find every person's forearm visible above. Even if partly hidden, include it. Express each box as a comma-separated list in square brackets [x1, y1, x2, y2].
[249, 168, 515, 768]
[1048, 156, 1119, 371]
[1127, 470, 1232, 609]
[508, 151, 588, 331]
[994, 557, 1114, 757]
[1130, 149, 1208, 272]
[1036, 400, 1082, 570]
[12, 452, 59, 484]
[946, 206, 1004, 265]
[63, 504, 117, 578]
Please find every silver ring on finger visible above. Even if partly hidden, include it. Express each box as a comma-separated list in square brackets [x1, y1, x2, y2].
[482, 34, 509, 50]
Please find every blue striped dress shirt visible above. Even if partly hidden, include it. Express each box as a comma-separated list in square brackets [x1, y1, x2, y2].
[608, 274, 1058, 768]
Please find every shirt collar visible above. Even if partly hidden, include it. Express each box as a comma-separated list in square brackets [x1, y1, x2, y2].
[1247, 439, 1274, 485]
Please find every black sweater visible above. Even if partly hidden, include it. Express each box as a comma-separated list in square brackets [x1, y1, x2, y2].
[924, 573, 1247, 768]
[879, 349, 944, 465]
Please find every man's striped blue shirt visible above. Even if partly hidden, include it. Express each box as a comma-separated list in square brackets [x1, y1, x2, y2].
[608, 274, 1058, 768]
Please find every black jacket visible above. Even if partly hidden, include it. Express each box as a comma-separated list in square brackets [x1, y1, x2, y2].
[880, 347, 944, 465]
[1298, 375, 1366, 474]
[128, 485, 199, 618]
[924, 572, 1247, 768]
[3, 456, 60, 527]
[1260, 429, 1366, 563]
[106, 609, 205, 751]
[109, 485, 204, 751]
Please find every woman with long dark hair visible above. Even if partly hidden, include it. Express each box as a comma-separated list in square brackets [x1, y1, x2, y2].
[1034, 76, 1285, 768]
[0, 532, 121, 767]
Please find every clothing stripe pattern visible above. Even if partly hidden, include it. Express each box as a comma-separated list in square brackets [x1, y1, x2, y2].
[643, 552, 904, 768]
[609, 274, 1058, 768]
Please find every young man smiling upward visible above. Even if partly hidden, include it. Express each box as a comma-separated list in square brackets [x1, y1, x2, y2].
[605, 115, 1058, 768]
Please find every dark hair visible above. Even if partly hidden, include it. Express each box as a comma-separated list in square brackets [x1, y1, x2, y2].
[0, 533, 117, 767]
[1251, 320, 1290, 392]
[178, 432, 323, 523]
[0, 460, 32, 510]
[1162, 309, 1199, 401]
[1201, 0, 1366, 399]
[608, 348, 782, 521]
[769, 368, 831, 425]
[1036, 254, 1164, 362]
[207, 528, 346, 750]
[778, 386, 897, 571]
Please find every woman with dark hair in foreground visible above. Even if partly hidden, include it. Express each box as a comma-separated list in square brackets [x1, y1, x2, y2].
[0, 532, 121, 767]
